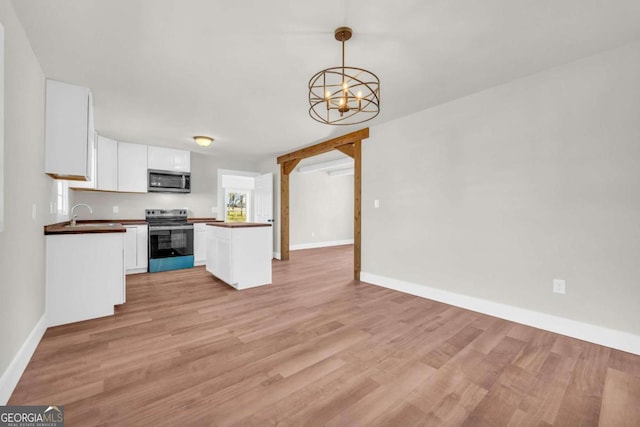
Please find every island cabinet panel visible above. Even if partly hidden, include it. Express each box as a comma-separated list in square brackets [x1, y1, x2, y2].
[206, 224, 272, 290]
[46, 232, 125, 327]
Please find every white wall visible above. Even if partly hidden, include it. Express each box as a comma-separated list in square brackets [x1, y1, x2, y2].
[362, 40, 640, 339]
[0, 0, 57, 400]
[71, 153, 258, 219]
[290, 170, 353, 248]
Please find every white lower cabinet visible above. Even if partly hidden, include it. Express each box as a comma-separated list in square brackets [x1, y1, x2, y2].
[205, 224, 272, 290]
[124, 224, 148, 275]
[194, 223, 207, 266]
[46, 232, 125, 327]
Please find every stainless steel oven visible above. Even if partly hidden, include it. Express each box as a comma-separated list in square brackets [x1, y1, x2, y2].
[146, 209, 194, 272]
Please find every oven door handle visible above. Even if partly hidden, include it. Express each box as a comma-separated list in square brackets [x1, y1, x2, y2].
[149, 225, 194, 231]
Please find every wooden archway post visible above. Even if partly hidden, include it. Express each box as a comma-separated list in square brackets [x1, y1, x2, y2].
[277, 128, 369, 280]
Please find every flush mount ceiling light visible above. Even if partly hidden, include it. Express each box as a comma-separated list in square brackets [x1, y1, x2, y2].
[308, 27, 380, 125]
[193, 135, 214, 147]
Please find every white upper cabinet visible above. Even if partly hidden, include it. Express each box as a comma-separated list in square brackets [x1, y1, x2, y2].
[148, 146, 190, 172]
[96, 135, 118, 191]
[68, 129, 96, 190]
[118, 142, 148, 193]
[45, 80, 95, 181]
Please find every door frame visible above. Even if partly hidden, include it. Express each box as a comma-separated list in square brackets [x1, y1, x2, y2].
[276, 128, 369, 280]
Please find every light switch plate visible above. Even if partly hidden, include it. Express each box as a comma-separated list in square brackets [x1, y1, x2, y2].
[553, 279, 566, 294]
[113, 206, 119, 213]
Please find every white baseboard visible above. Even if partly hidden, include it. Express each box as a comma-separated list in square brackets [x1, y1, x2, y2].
[125, 267, 149, 274]
[0, 313, 47, 404]
[273, 252, 281, 260]
[360, 272, 640, 356]
[290, 239, 354, 251]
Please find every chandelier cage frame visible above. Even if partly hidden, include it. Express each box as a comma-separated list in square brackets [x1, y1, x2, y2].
[308, 27, 381, 125]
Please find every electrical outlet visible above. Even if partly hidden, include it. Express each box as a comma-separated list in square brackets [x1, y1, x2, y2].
[211, 206, 217, 214]
[311, 231, 315, 237]
[113, 206, 119, 214]
[553, 279, 566, 294]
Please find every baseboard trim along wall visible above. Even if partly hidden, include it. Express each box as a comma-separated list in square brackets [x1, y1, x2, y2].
[0, 314, 47, 404]
[290, 239, 354, 251]
[360, 272, 640, 356]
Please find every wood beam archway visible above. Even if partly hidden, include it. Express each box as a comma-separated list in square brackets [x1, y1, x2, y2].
[277, 128, 369, 280]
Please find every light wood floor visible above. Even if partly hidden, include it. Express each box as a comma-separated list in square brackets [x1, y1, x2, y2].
[10, 245, 640, 426]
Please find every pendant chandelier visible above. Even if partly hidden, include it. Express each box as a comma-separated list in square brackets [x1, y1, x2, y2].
[308, 27, 380, 125]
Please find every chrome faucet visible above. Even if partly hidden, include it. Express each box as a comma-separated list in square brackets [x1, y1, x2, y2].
[70, 203, 93, 226]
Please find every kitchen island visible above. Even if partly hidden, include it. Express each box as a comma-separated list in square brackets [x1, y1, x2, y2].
[206, 222, 272, 290]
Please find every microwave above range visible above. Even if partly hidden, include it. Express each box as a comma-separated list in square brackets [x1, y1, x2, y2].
[148, 169, 191, 193]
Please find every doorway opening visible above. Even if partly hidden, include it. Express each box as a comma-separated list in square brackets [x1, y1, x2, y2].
[276, 128, 369, 280]
[216, 169, 273, 225]
[289, 152, 354, 251]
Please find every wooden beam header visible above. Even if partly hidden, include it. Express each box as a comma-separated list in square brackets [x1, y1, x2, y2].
[281, 159, 301, 176]
[276, 128, 369, 165]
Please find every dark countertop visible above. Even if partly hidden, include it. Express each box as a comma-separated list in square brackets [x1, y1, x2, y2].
[45, 220, 127, 235]
[207, 222, 272, 228]
[45, 217, 221, 235]
[188, 218, 222, 224]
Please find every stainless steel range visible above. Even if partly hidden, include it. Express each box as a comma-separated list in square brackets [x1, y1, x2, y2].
[146, 209, 194, 272]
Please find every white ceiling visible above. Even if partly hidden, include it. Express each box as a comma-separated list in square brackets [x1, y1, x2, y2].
[11, 1, 640, 162]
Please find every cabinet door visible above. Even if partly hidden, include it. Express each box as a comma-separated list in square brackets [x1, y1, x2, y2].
[45, 80, 91, 180]
[194, 223, 207, 265]
[118, 142, 148, 193]
[147, 145, 173, 171]
[173, 149, 191, 172]
[136, 225, 148, 270]
[96, 136, 118, 191]
[206, 228, 218, 275]
[148, 145, 191, 172]
[124, 227, 137, 270]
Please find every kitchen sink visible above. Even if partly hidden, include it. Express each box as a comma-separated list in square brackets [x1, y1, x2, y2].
[65, 222, 121, 228]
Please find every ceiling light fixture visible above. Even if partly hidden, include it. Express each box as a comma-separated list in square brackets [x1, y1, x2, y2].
[308, 27, 380, 125]
[193, 135, 213, 147]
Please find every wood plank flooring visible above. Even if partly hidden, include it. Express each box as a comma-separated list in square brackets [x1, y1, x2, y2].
[10, 245, 640, 426]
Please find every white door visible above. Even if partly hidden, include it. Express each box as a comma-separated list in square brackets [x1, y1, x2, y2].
[254, 173, 273, 224]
